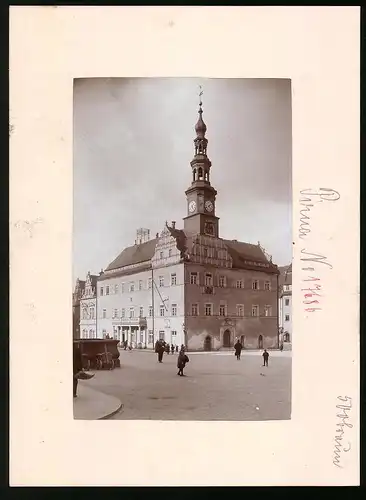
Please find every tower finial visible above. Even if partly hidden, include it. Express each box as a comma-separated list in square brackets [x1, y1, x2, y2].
[199, 85, 203, 108]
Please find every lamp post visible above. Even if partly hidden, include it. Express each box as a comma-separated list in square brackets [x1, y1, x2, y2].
[182, 322, 187, 351]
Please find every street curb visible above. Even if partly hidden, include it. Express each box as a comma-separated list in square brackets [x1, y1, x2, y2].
[98, 401, 124, 420]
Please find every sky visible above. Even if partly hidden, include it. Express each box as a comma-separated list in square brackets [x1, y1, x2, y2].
[73, 77, 292, 282]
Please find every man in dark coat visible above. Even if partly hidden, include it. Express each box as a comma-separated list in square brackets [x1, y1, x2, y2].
[73, 343, 83, 398]
[234, 339, 242, 360]
[262, 349, 269, 367]
[157, 340, 165, 363]
[177, 347, 189, 376]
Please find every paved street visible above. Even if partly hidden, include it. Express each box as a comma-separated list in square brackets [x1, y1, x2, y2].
[86, 350, 291, 421]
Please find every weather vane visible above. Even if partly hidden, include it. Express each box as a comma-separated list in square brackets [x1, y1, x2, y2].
[198, 85, 203, 106]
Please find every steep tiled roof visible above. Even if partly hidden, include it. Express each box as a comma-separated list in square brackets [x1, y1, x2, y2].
[105, 238, 158, 272]
[223, 239, 279, 274]
[279, 264, 292, 286]
[167, 226, 187, 258]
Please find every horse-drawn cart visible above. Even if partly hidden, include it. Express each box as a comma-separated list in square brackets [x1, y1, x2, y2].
[75, 338, 121, 371]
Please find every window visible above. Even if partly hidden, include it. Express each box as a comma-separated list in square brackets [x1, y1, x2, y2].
[285, 298, 290, 306]
[114, 284, 118, 294]
[237, 304, 244, 317]
[160, 251, 163, 259]
[203, 247, 208, 257]
[100, 287, 104, 296]
[129, 307, 135, 318]
[172, 330, 177, 337]
[205, 303, 212, 316]
[219, 275, 226, 287]
[171, 273, 177, 286]
[236, 280, 243, 289]
[129, 282, 135, 292]
[148, 277, 152, 289]
[251, 305, 259, 317]
[90, 307, 95, 319]
[252, 280, 259, 290]
[169, 249, 172, 257]
[159, 331, 165, 341]
[264, 306, 272, 317]
[219, 304, 227, 316]
[140, 332, 144, 342]
[82, 308, 87, 320]
[149, 306, 153, 317]
[148, 330, 154, 344]
[205, 273, 213, 286]
[106, 286, 110, 295]
[160, 305, 165, 316]
[284, 285, 290, 291]
[285, 314, 290, 322]
[121, 308, 125, 318]
[190, 272, 198, 285]
[102, 309, 107, 319]
[264, 281, 271, 291]
[121, 283, 125, 293]
[139, 306, 144, 318]
[138, 280, 143, 291]
[102, 329, 106, 337]
[171, 304, 177, 316]
[113, 308, 118, 319]
[82, 329, 87, 338]
[159, 276, 164, 287]
[191, 303, 198, 316]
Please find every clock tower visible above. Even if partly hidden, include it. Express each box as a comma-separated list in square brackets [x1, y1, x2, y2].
[184, 92, 220, 238]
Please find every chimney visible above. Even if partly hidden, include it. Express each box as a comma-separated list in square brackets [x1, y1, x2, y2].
[171, 221, 176, 229]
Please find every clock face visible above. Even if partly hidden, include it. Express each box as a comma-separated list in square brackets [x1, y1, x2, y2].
[205, 200, 214, 212]
[188, 200, 197, 213]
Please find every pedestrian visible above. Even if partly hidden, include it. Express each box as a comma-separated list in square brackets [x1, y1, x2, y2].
[73, 343, 94, 398]
[234, 339, 242, 360]
[166, 343, 170, 355]
[171, 343, 175, 354]
[177, 346, 189, 376]
[155, 340, 160, 353]
[262, 349, 269, 367]
[175, 345, 179, 353]
[157, 340, 165, 363]
[124, 339, 128, 350]
[279, 343, 283, 352]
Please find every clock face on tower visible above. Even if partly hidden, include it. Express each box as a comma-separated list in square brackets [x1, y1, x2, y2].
[188, 200, 197, 213]
[204, 200, 214, 212]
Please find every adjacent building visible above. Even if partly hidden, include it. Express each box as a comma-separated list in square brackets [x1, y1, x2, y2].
[72, 278, 85, 339]
[92, 98, 281, 350]
[278, 264, 292, 345]
[79, 271, 98, 339]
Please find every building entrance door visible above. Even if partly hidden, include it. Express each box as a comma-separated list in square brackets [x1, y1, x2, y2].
[223, 329, 231, 347]
[204, 335, 212, 351]
[258, 335, 263, 349]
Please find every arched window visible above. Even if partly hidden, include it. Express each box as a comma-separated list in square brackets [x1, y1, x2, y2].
[89, 329, 93, 339]
[198, 167, 203, 180]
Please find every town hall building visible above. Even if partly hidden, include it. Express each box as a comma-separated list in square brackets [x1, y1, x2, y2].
[92, 98, 280, 350]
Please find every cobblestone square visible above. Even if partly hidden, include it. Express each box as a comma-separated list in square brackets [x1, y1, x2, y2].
[86, 350, 291, 420]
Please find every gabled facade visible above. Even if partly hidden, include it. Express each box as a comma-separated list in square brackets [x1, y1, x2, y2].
[95, 96, 280, 350]
[79, 271, 98, 339]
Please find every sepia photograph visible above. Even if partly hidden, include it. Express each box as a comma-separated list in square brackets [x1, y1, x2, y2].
[72, 77, 292, 421]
